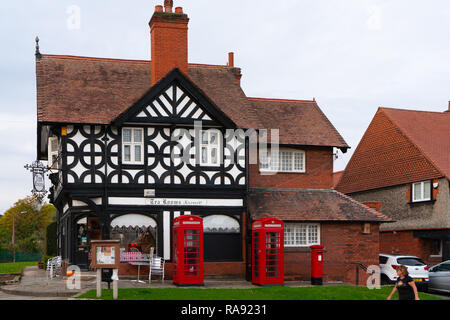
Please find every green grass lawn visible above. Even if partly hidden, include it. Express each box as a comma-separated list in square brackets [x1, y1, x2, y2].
[78, 285, 447, 301]
[0, 261, 38, 274]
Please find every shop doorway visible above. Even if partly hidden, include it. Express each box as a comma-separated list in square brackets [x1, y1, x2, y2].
[73, 216, 101, 269]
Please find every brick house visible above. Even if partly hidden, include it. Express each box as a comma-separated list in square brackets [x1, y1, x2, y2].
[336, 106, 450, 265]
[35, 1, 389, 283]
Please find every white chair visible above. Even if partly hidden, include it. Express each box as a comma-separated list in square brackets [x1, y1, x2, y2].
[148, 250, 165, 284]
[46, 256, 62, 280]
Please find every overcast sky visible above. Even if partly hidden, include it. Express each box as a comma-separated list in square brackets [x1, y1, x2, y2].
[0, 0, 449, 214]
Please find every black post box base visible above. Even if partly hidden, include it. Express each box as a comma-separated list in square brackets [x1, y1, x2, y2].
[311, 277, 323, 286]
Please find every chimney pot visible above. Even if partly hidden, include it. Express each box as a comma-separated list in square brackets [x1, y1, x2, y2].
[164, 0, 173, 13]
[228, 52, 234, 67]
[155, 5, 163, 12]
[175, 7, 183, 14]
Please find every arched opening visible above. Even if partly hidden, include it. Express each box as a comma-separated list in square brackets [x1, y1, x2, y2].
[203, 215, 241, 262]
[110, 214, 158, 255]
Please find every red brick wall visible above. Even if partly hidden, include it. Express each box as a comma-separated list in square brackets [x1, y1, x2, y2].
[380, 230, 442, 265]
[150, 13, 189, 85]
[284, 223, 380, 285]
[250, 146, 334, 189]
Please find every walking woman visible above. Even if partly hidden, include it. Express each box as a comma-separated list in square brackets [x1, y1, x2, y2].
[387, 265, 420, 300]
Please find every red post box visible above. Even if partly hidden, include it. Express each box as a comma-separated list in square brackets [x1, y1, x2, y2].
[310, 245, 324, 285]
[252, 218, 284, 286]
[172, 215, 204, 286]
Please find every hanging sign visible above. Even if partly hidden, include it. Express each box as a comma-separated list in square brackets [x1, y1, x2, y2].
[24, 160, 49, 200]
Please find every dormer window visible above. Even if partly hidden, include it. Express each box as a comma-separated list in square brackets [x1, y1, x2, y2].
[412, 180, 431, 202]
[122, 128, 144, 165]
[260, 148, 306, 173]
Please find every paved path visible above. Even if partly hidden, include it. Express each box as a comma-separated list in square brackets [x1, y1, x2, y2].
[0, 266, 316, 299]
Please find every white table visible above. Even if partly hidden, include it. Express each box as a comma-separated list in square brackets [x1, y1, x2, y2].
[128, 260, 150, 284]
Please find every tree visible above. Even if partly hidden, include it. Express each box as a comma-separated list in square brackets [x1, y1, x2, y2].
[0, 196, 56, 253]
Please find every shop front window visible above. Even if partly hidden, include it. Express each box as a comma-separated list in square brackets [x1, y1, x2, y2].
[110, 214, 158, 255]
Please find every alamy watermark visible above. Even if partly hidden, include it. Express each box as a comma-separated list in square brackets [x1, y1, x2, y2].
[366, 265, 381, 290]
[170, 121, 280, 175]
[66, 265, 81, 290]
[67, 5, 81, 30]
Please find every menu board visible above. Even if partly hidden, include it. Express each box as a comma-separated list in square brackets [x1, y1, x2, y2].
[96, 246, 116, 265]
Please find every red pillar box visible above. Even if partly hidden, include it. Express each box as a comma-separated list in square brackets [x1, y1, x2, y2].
[173, 215, 204, 286]
[310, 245, 324, 285]
[252, 218, 284, 286]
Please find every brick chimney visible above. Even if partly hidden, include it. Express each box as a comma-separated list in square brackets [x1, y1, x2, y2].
[446, 101, 450, 113]
[150, 1, 189, 86]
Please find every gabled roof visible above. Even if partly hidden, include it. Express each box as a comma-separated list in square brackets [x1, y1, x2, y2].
[248, 188, 392, 222]
[381, 108, 450, 181]
[35, 54, 348, 149]
[113, 68, 236, 128]
[336, 107, 450, 194]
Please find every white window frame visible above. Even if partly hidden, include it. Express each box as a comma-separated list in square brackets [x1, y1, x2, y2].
[412, 180, 431, 202]
[284, 223, 320, 247]
[122, 127, 144, 165]
[199, 129, 221, 167]
[48, 136, 60, 170]
[260, 147, 306, 173]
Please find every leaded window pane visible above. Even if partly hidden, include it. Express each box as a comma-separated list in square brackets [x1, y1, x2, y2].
[294, 152, 304, 171]
[123, 129, 132, 143]
[280, 151, 292, 171]
[202, 131, 208, 144]
[135, 145, 142, 162]
[211, 147, 218, 164]
[134, 129, 142, 143]
[201, 147, 208, 163]
[124, 145, 131, 162]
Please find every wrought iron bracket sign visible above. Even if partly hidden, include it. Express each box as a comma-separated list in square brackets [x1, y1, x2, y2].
[24, 160, 50, 201]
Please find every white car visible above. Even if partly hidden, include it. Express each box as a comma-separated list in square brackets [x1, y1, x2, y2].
[379, 254, 429, 291]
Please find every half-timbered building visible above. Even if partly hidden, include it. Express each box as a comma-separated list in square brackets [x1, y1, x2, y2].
[35, 2, 390, 283]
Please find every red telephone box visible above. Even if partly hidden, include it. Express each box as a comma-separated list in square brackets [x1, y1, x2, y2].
[310, 245, 324, 285]
[252, 218, 284, 286]
[172, 215, 204, 286]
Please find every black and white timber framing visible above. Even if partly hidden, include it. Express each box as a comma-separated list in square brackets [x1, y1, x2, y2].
[43, 69, 249, 269]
